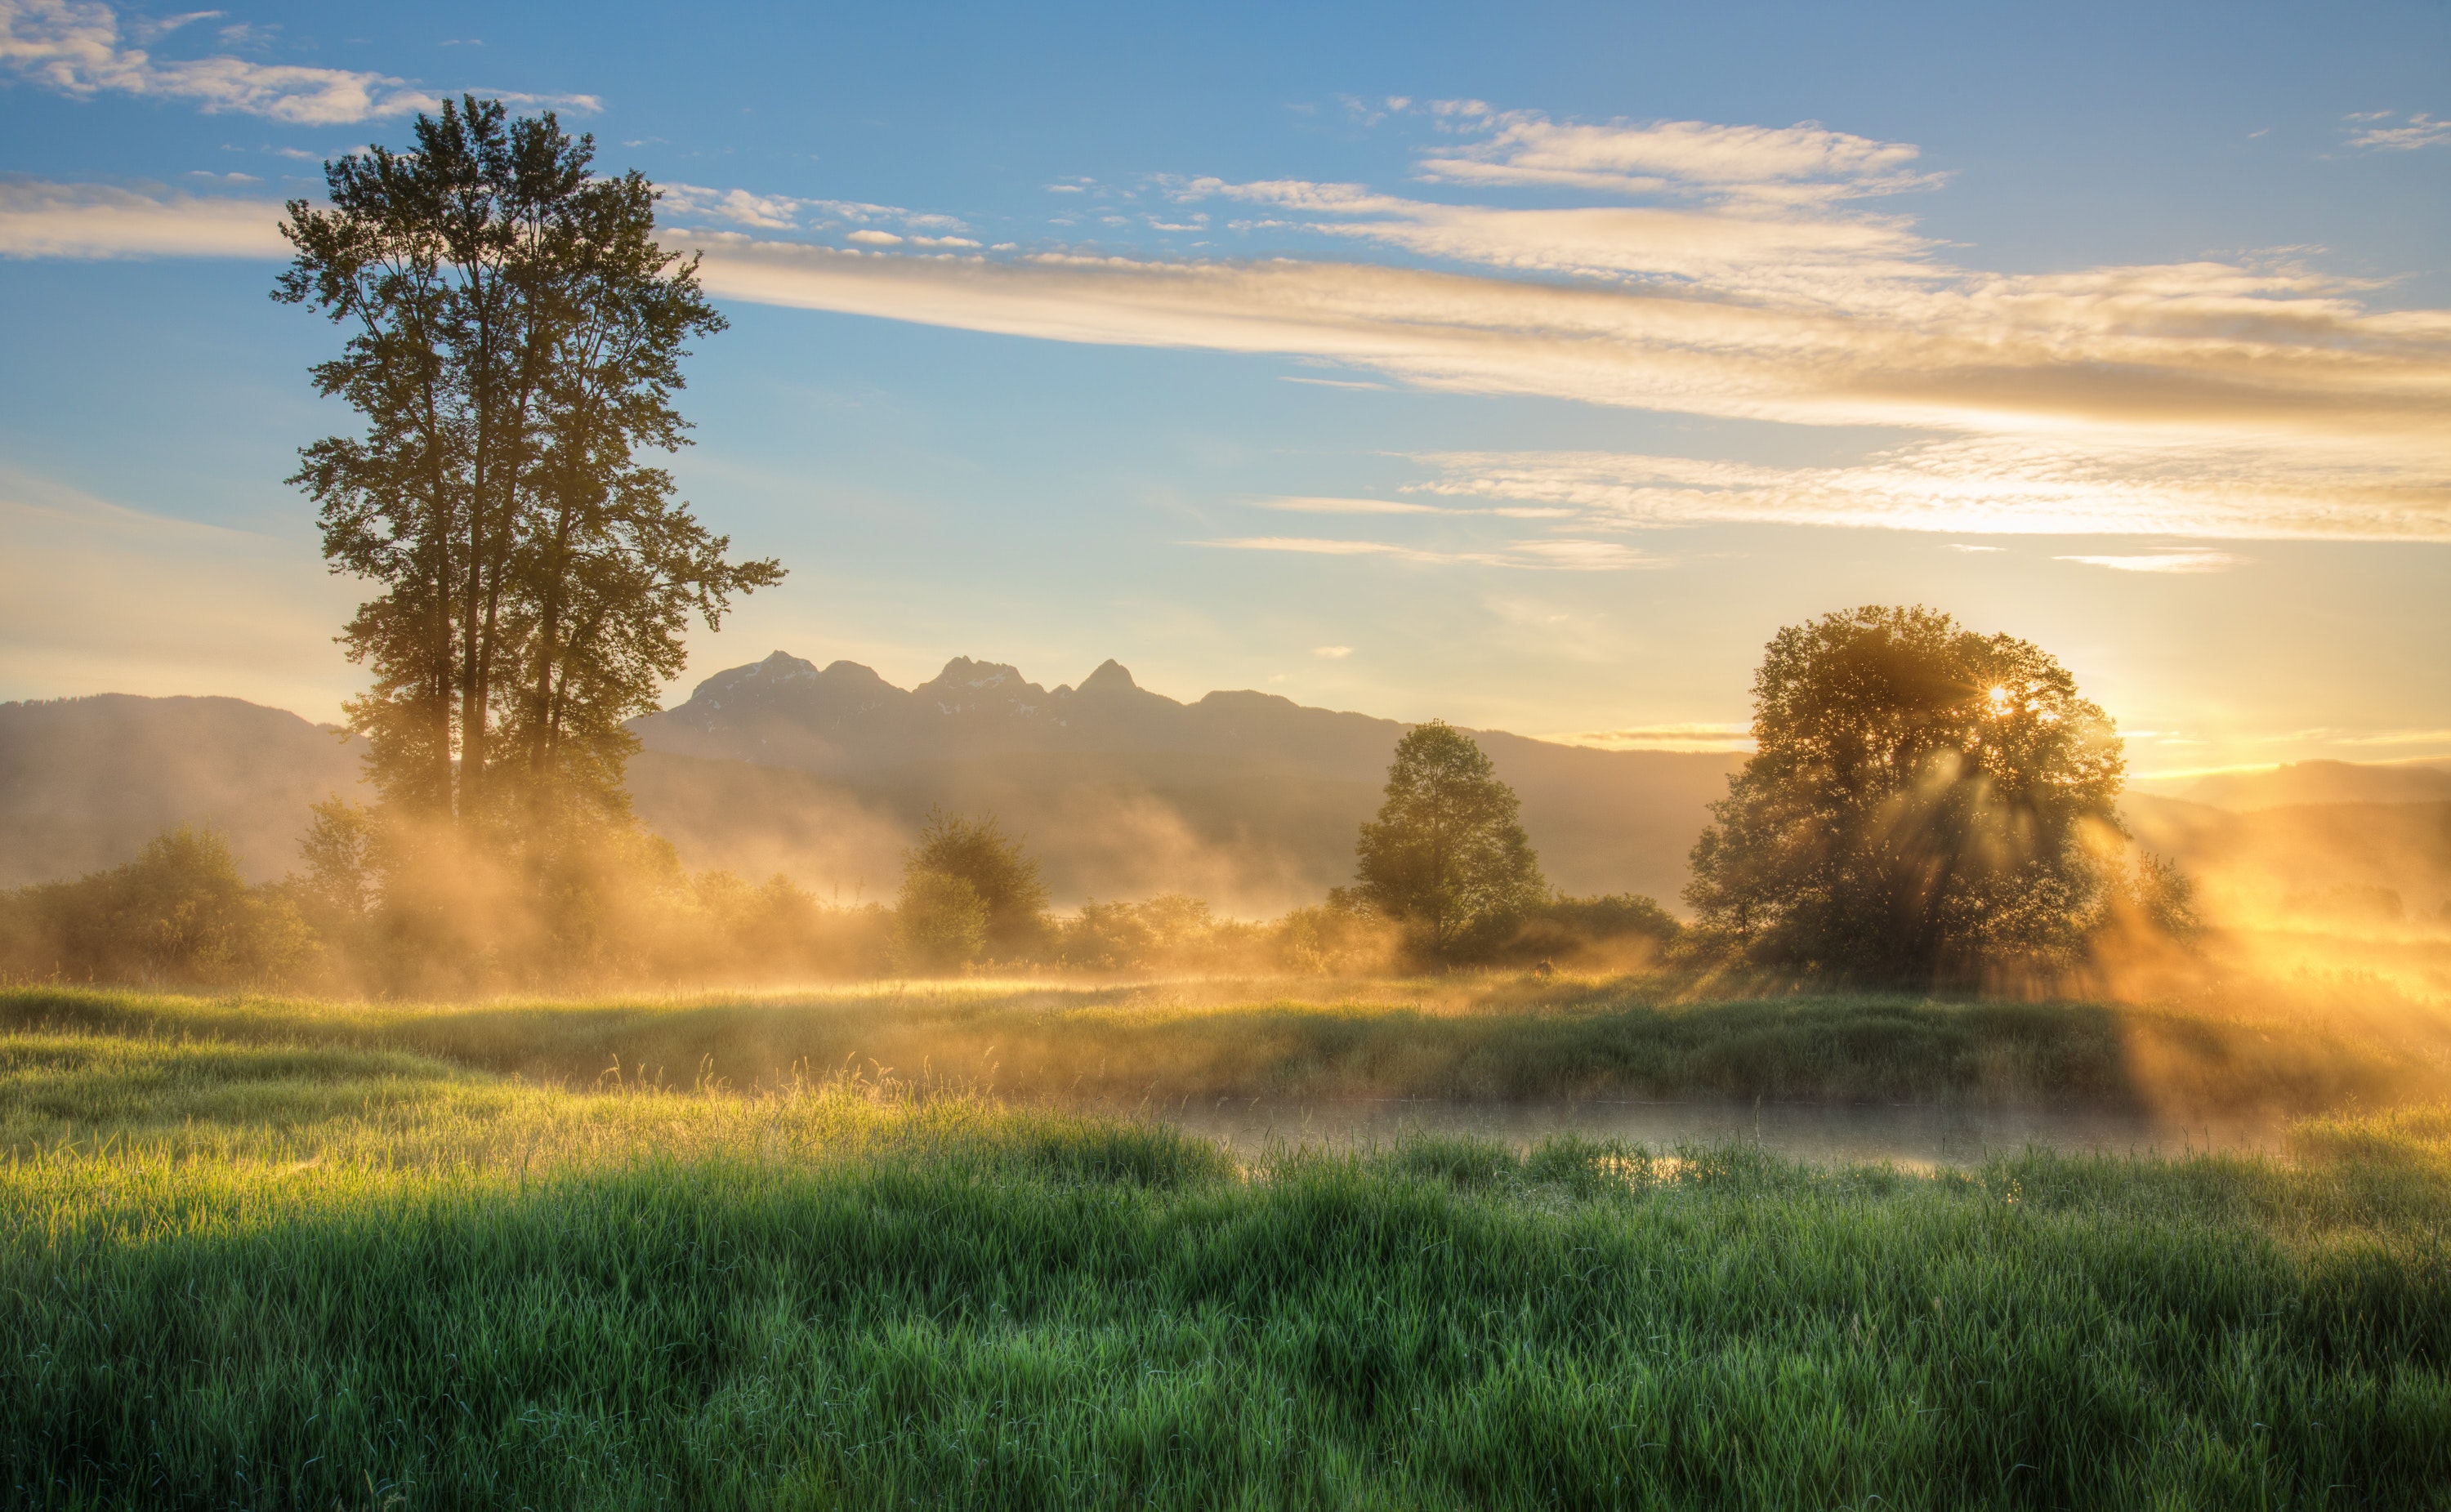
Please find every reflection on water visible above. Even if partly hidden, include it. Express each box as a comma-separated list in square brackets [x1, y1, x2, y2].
[1126, 1097, 2284, 1170]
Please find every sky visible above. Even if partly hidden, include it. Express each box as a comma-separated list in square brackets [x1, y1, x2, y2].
[2, 0, 2448, 780]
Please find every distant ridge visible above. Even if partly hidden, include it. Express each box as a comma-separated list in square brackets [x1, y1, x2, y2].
[625, 652, 1751, 906]
[0, 694, 362, 888]
[631, 651, 1424, 780]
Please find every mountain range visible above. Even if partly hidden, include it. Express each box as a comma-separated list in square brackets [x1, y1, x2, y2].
[5, 655, 2447, 924]
[625, 653, 1743, 909]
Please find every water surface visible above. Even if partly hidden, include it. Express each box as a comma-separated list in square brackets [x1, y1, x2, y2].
[1129, 1095, 2283, 1169]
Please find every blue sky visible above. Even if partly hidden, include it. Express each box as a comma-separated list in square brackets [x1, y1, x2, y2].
[2, 0, 2448, 777]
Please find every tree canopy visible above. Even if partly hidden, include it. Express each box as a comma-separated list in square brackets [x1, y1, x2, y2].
[276, 96, 781, 832]
[1685, 604, 2128, 980]
[1355, 721, 1547, 960]
[903, 809, 1050, 958]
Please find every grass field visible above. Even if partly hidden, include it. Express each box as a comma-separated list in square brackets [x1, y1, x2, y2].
[10, 971, 2451, 1115]
[7, 981, 2451, 1507]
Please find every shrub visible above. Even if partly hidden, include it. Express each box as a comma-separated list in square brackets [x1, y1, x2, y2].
[0, 826, 319, 988]
[904, 809, 1050, 957]
[1503, 894, 1682, 969]
[895, 871, 989, 974]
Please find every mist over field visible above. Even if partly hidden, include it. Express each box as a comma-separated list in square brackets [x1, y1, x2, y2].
[11, 670, 2443, 960]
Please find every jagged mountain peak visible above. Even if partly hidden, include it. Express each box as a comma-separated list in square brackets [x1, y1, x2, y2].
[818, 659, 897, 690]
[638, 649, 1397, 778]
[918, 655, 1030, 693]
[751, 650, 820, 677]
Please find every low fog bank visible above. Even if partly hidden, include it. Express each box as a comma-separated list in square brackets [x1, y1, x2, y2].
[626, 650, 1744, 911]
[630, 749, 1728, 917]
[2, 693, 1735, 912]
[2127, 793, 2451, 935]
[6, 694, 2449, 1004]
[2132, 759, 2451, 810]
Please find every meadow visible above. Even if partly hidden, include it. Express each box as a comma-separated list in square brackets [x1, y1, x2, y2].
[7, 977, 2451, 1507]
[9, 967, 2451, 1115]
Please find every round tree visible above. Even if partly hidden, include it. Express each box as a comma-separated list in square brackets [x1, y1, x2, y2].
[1686, 605, 2127, 980]
[903, 808, 1049, 958]
[1355, 721, 1547, 961]
[893, 869, 989, 974]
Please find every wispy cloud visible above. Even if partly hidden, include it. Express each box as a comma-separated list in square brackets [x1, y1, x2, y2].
[1166, 172, 1934, 298]
[1276, 374, 1387, 390]
[1505, 538, 1663, 569]
[656, 182, 973, 243]
[0, 176, 286, 257]
[1256, 494, 1572, 520]
[1409, 436, 2451, 542]
[1310, 644, 1353, 658]
[1195, 534, 1660, 570]
[2344, 111, 2451, 150]
[0, 464, 358, 714]
[1259, 495, 1443, 515]
[2054, 551, 2249, 573]
[1413, 105, 1942, 206]
[659, 222, 2451, 484]
[1196, 536, 1502, 565]
[659, 183, 806, 230]
[1543, 720, 1754, 753]
[11, 94, 2451, 546]
[0, 0, 596, 123]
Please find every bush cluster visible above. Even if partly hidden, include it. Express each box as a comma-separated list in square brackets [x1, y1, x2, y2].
[0, 816, 898, 996]
[0, 827, 318, 988]
[1, 813, 1685, 993]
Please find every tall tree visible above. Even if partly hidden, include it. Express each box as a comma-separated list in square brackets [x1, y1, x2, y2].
[1354, 721, 1547, 960]
[1685, 604, 2127, 979]
[276, 96, 779, 830]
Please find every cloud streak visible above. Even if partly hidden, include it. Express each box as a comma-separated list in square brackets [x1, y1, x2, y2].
[2345, 111, 2451, 151]
[1178, 173, 1937, 299]
[1195, 534, 1661, 570]
[0, 0, 596, 123]
[1260, 496, 1443, 515]
[1543, 721, 1754, 753]
[657, 182, 973, 241]
[0, 176, 288, 258]
[1413, 105, 1942, 206]
[660, 231, 2451, 548]
[7, 95, 2448, 545]
[1409, 438, 2451, 541]
[672, 234, 2451, 447]
[2054, 551, 2248, 573]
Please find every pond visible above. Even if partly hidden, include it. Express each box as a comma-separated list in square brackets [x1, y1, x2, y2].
[1127, 1095, 2286, 1169]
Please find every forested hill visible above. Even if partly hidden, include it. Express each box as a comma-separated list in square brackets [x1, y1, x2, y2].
[0, 695, 360, 888]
